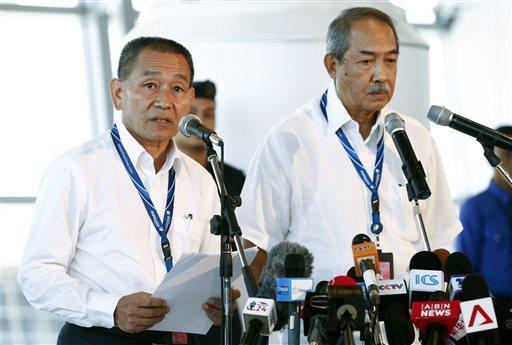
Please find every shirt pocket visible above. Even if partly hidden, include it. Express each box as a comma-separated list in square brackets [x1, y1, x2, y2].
[383, 180, 419, 242]
[172, 217, 206, 254]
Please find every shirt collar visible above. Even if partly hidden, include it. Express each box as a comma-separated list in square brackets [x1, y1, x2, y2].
[116, 121, 181, 174]
[488, 180, 512, 205]
[324, 80, 388, 144]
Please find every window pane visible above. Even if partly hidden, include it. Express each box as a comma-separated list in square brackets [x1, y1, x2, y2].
[1, 0, 79, 7]
[0, 12, 92, 196]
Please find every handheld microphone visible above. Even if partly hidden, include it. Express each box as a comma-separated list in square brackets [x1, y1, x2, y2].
[427, 106, 512, 151]
[460, 274, 501, 344]
[378, 278, 414, 344]
[241, 242, 313, 344]
[328, 276, 366, 345]
[303, 285, 330, 339]
[385, 113, 431, 200]
[409, 251, 444, 308]
[411, 290, 460, 345]
[352, 234, 380, 307]
[446, 252, 473, 301]
[178, 114, 224, 146]
[275, 254, 314, 345]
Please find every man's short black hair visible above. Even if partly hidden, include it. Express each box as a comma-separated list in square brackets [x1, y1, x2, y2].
[326, 7, 399, 61]
[117, 36, 194, 85]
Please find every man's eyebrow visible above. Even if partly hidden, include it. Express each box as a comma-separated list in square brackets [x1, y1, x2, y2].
[358, 49, 399, 56]
[143, 69, 161, 76]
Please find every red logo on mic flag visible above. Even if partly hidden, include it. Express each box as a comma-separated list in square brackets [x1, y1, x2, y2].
[460, 297, 498, 333]
[468, 304, 493, 327]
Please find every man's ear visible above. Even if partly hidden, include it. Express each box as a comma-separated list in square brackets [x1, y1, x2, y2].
[109, 78, 123, 110]
[324, 53, 339, 80]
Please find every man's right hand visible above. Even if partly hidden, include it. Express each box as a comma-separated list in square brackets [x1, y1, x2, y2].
[114, 292, 170, 333]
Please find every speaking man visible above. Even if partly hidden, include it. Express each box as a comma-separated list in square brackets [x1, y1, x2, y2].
[18, 37, 238, 345]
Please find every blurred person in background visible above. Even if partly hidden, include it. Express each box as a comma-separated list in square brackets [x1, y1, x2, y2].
[175, 80, 245, 197]
[457, 125, 512, 300]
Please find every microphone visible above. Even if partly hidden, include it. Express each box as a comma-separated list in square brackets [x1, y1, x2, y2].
[241, 242, 313, 344]
[427, 106, 512, 151]
[385, 113, 431, 200]
[432, 248, 451, 280]
[327, 276, 366, 345]
[411, 290, 460, 345]
[446, 252, 473, 301]
[460, 274, 501, 344]
[493, 297, 512, 343]
[351, 234, 380, 307]
[303, 283, 330, 342]
[409, 251, 444, 308]
[377, 278, 414, 344]
[178, 114, 224, 146]
[275, 254, 314, 345]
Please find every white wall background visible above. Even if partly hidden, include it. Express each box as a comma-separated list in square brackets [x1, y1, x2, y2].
[126, 1, 430, 171]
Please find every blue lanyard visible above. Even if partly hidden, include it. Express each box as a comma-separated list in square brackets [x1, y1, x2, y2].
[110, 124, 176, 272]
[320, 90, 385, 235]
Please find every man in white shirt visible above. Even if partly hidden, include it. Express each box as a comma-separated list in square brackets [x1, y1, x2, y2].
[239, 7, 461, 288]
[18, 37, 238, 345]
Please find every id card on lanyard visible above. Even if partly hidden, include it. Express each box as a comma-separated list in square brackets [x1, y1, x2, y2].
[110, 124, 176, 272]
[320, 90, 385, 241]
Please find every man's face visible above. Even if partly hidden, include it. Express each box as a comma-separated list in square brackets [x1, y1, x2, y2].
[325, 18, 399, 116]
[175, 97, 216, 149]
[110, 48, 194, 145]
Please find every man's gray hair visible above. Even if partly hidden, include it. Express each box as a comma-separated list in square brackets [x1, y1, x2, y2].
[326, 7, 399, 61]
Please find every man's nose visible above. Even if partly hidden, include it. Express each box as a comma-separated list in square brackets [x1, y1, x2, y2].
[155, 88, 171, 109]
[372, 60, 389, 83]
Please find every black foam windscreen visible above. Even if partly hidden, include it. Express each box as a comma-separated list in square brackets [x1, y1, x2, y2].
[284, 253, 305, 277]
[429, 290, 448, 301]
[446, 252, 473, 279]
[461, 274, 490, 301]
[352, 233, 372, 245]
[409, 251, 442, 270]
[382, 300, 416, 345]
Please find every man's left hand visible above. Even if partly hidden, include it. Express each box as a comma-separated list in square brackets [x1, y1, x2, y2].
[202, 289, 241, 326]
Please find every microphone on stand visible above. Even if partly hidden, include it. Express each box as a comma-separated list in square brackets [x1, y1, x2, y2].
[351, 234, 381, 308]
[427, 106, 512, 151]
[385, 113, 431, 200]
[408, 251, 444, 308]
[179, 114, 224, 146]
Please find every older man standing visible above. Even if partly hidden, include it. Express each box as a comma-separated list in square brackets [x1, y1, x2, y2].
[239, 7, 461, 285]
[18, 37, 238, 345]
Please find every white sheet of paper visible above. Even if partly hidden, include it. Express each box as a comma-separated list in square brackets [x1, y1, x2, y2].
[150, 247, 257, 334]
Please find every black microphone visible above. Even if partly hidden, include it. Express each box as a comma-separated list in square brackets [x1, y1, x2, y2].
[178, 114, 224, 146]
[284, 254, 308, 345]
[382, 300, 415, 345]
[385, 113, 431, 200]
[460, 274, 501, 345]
[428, 105, 512, 151]
[446, 252, 473, 301]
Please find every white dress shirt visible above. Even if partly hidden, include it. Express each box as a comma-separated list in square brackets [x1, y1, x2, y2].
[238, 81, 462, 282]
[17, 122, 220, 328]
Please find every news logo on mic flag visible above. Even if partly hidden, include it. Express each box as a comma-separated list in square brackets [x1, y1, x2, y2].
[275, 278, 314, 302]
[409, 269, 444, 292]
[352, 241, 380, 276]
[460, 297, 498, 333]
[411, 300, 460, 334]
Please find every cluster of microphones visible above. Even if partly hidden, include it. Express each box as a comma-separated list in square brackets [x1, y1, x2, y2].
[240, 238, 512, 345]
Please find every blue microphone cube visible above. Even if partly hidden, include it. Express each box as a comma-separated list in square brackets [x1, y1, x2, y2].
[276, 278, 314, 302]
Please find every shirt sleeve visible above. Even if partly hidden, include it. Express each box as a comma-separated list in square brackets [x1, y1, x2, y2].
[421, 134, 463, 249]
[17, 157, 122, 328]
[237, 129, 292, 251]
[456, 200, 483, 271]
